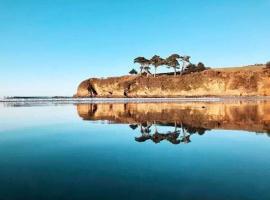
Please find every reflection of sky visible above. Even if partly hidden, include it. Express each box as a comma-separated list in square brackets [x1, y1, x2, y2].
[0, 104, 270, 199]
[0, 104, 77, 132]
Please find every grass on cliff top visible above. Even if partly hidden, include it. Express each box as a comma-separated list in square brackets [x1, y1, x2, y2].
[212, 65, 265, 72]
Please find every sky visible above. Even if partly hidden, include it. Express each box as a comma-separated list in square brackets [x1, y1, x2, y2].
[0, 0, 270, 97]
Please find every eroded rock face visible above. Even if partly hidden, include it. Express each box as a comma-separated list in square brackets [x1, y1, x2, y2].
[76, 102, 270, 134]
[75, 66, 270, 97]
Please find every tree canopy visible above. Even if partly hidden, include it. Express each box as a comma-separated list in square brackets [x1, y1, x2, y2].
[132, 54, 207, 77]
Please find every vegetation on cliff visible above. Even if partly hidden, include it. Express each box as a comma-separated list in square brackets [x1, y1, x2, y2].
[133, 53, 206, 77]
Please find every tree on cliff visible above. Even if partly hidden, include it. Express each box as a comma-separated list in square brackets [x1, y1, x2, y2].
[165, 54, 181, 76]
[179, 55, 191, 75]
[150, 55, 165, 77]
[134, 57, 152, 77]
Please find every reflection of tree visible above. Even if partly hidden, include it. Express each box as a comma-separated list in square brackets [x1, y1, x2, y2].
[151, 132, 181, 144]
[135, 122, 152, 142]
[133, 121, 208, 145]
[129, 124, 138, 130]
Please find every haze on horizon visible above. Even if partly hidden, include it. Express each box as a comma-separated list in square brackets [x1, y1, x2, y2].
[0, 0, 270, 97]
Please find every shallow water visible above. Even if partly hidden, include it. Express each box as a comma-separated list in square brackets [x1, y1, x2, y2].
[1, 101, 270, 200]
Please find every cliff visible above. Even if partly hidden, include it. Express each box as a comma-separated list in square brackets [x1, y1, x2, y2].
[76, 65, 270, 97]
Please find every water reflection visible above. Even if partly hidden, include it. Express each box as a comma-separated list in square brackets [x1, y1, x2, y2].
[133, 123, 191, 144]
[1, 101, 270, 200]
[77, 102, 270, 144]
[131, 122, 206, 144]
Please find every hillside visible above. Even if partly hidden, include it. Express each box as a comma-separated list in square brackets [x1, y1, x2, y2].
[76, 65, 270, 97]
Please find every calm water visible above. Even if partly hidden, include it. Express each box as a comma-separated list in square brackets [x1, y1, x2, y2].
[1, 101, 270, 200]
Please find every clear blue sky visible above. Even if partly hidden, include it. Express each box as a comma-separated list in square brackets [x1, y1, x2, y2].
[0, 0, 269, 97]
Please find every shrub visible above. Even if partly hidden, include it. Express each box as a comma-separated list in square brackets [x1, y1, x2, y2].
[197, 62, 206, 70]
[184, 63, 197, 74]
[129, 68, 138, 75]
[183, 62, 207, 75]
[185, 63, 197, 70]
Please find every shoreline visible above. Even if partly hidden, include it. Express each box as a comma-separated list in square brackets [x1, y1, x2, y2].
[2, 96, 270, 104]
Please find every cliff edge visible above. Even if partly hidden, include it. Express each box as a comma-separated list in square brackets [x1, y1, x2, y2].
[76, 65, 270, 97]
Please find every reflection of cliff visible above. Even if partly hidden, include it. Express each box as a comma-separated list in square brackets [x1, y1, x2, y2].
[77, 102, 270, 134]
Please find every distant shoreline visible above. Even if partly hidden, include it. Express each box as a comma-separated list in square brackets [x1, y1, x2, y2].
[2, 96, 270, 104]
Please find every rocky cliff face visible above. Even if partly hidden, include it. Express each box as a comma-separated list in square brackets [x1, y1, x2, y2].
[76, 66, 270, 97]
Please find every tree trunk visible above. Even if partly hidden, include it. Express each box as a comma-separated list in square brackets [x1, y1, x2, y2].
[180, 62, 185, 75]
[154, 67, 156, 77]
[140, 66, 143, 75]
[181, 122, 184, 135]
[180, 66, 183, 75]
[174, 67, 176, 76]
